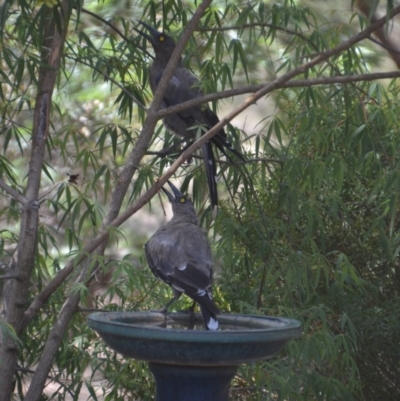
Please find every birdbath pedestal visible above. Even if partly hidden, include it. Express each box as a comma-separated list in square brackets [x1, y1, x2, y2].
[87, 311, 301, 401]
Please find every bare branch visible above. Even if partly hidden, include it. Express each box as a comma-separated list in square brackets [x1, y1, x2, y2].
[146, 151, 282, 165]
[156, 71, 400, 120]
[0, 179, 27, 205]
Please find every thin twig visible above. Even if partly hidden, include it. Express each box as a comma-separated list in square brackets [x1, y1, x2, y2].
[368, 35, 400, 55]
[0, 275, 22, 281]
[64, 53, 148, 111]
[78, 7, 153, 59]
[197, 22, 306, 36]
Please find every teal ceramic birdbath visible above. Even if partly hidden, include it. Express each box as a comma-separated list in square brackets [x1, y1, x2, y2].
[87, 311, 301, 401]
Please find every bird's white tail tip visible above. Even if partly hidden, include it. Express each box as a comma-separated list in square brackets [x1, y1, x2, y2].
[207, 316, 219, 330]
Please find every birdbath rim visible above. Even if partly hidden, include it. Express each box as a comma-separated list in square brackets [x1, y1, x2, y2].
[87, 311, 302, 365]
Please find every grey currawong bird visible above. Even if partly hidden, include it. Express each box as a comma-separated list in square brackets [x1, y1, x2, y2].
[138, 21, 245, 213]
[144, 181, 220, 330]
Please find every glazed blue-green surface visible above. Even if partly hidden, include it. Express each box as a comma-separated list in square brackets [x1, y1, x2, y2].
[149, 362, 237, 401]
[87, 311, 301, 366]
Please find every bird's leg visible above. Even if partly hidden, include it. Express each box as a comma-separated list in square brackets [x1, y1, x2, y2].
[152, 291, 181, 314]
[164, 140, 195, 163]
[187, 301, 196, 329]
[158, 296, 178, 313]
[178, 140, 195, 164]
[177, 301, 196, 328]
[158, 139, 195, 164]
[157, 137, 189, 158]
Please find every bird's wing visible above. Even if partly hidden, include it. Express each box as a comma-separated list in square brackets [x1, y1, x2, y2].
[145, 240, 174, 284]
[145, 227, 220, 329]
[149, 232, 220, 319]
[156, 73, 245, 161]
[203, 108, 246, 162]
[155, 72, 205, 125]
[145, 231, 212, 291]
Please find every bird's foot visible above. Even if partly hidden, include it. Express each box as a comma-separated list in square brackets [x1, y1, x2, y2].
[150, 306, 168, 314]
[149, 307, 170, 328]
[158, 137, 190, 158]
[176, 302, 196, 329]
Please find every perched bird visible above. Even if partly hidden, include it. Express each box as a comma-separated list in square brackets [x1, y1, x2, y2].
[145, 181, 220, 330]
[138, 21, 245, 212]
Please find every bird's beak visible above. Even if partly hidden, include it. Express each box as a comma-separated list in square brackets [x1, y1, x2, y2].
[138, 21, 160, 44]
[161, 181, 183, 202]
[160, 187, 174, 203]
[167, 180, 184, 198]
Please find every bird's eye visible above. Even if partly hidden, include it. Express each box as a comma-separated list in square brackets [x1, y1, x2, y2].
[159, 36, 165, 42]
[179, 197, 185, 203]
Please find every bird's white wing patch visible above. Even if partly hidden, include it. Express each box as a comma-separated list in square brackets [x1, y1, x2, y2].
[170, 76, 181, 88]
[157, 237, 175, 247]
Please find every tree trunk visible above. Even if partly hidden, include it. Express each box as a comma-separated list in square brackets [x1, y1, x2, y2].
[0, 4, 71, 400]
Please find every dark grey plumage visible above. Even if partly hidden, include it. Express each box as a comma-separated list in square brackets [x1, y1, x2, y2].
[138, 22, 245, 212]
[144, 181, 220, 330]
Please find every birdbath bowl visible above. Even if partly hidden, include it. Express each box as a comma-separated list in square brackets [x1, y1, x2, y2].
[87, 311, 301, 401]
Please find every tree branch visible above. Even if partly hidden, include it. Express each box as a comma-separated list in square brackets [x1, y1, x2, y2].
[0, 179, 27, 205]
[156, 71, 400, 120]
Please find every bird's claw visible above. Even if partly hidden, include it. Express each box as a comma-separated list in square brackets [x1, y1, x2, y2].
[150, 306, 168, 314]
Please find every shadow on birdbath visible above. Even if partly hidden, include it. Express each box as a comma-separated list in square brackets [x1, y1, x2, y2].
[87, 311, 301, 401]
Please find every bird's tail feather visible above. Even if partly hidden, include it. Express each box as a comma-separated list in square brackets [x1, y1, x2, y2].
[212, 134, 246, 162]
[200, 304, 219, 330]
[189, 290, 220, 330]
[201, 142, 218, 211]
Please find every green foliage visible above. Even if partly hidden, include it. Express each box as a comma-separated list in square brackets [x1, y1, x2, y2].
[1, 0, 399, 400]
[214, 75, 400, 400]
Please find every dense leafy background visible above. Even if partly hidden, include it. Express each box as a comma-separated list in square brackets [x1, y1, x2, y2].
[1, 0, 399, 400]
